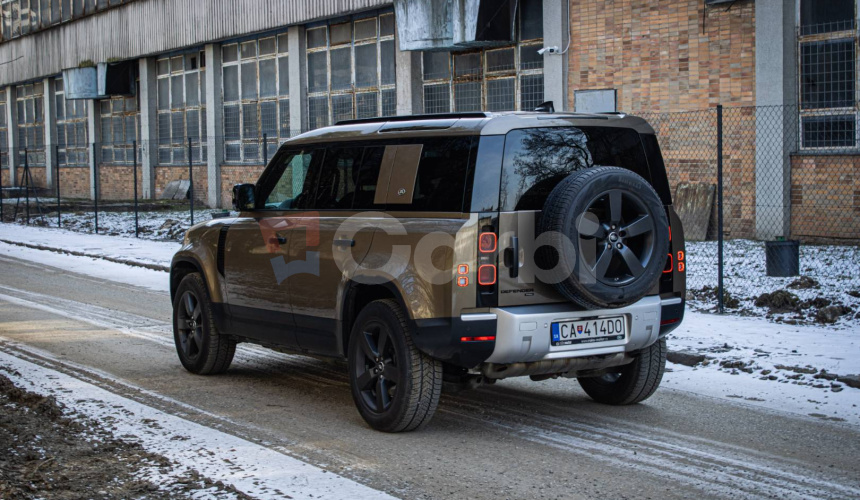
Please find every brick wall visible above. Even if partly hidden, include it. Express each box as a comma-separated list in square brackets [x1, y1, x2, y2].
[57, 167, 90, 199]
[154, 165, 208, 204]
[220, 165, 265, 208]
[97, 165, 145, 201]
[790, 155, 860, 242]
[568, 0, 756, 113]
[1, 168, 10, 189]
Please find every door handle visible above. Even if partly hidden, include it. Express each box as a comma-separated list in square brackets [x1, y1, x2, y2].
[504, 236, 519, 278]
[334, 239, 355, 247]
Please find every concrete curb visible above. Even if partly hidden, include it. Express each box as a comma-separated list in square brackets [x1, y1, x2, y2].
[0, 239, 170, 273]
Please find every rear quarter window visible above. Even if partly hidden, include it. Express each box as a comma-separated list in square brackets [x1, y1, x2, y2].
[500, 127, 653, 211]
[395, 136, 476, 212]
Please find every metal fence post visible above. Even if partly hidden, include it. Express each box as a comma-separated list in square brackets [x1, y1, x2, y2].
[24, 148, 29, 225]
[133, 140, 139, 238]
[188, 137, 194, 226]
[263, 133, 268, 165]
[55, 145, 60, 228]
[93, 143, 98, 234]
[717, 105, 725, 314]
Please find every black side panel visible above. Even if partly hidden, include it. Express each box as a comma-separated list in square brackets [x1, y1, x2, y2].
[223, 304, 300, 349]
[216, 226, 229, 277]
[412, 317, 497, 369]
[293, 314, 340, 356]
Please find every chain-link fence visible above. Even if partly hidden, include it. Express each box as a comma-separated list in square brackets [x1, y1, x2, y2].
[1, 105, 858, 320]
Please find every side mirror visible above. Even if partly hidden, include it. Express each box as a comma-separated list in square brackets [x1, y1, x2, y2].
[232, 183, 256, 211]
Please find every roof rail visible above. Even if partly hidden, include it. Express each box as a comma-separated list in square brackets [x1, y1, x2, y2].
[335, 112, 490, 126]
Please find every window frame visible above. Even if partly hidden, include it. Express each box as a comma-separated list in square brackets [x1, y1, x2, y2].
[156, 50, 206, 165]
[98, 91, 140, 165]
[0, 89, 7, 169]
[15, 82, 46, 167]
[54, 77, 89, 167]
[0, 0, 131, 42]
[797, 0, 859, 151]
[221, 33, 290, 165]
[305, 11, 396, 131]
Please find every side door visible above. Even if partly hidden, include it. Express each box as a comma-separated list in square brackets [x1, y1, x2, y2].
[287, 144, 388, 355]
[222, 148, 322, 347]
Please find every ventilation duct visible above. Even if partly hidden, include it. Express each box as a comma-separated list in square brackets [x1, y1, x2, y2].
[394, 0, 516, 51]
[63, 61, 136, 99]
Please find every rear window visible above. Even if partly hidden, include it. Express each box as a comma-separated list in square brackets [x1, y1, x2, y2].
[499, 127, 653, 211]
[394, 136, 476, 212]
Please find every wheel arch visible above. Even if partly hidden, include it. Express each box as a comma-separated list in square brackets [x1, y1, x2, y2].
[340, 280, 411, 358]
[171, 253, 224, 304]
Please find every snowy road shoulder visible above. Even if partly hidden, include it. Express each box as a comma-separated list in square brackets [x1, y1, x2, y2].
[0, 350, 396, 500]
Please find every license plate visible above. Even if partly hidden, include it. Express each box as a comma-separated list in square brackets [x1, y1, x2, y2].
[551, 316, 626, 346]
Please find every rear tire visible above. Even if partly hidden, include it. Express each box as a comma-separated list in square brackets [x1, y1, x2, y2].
[172, 273, 236, 375]
[578, 338, 666, 405]
[348, 299, 443, 432]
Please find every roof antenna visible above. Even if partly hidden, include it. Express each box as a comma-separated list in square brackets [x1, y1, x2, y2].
[534, 101, 555, 113]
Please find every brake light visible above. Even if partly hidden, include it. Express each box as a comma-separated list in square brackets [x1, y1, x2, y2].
[479, 232, 497, 253]
[460, 336, 496, 342]
[478, 264, 497, 285]
[663, 253, 673, 274]
[660, 318, 680, 326]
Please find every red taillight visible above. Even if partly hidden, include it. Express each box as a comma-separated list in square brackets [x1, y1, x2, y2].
[457, 264, 469, 274]
[460, 336, 496, 342]
[479, 232, 497, 253]
[663, 253, 673, 273]
[478, 264, 496, 285]
[660, 318, 680, 326]
[457, 276, 469, 287]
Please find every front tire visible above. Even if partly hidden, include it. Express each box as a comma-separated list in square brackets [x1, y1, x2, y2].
[172, 273, 236, 375]
[578, 338, 666, 405]
[348, 299, 443, 432]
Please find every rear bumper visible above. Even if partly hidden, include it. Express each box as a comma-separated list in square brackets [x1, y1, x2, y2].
[464, 295, 682, 365]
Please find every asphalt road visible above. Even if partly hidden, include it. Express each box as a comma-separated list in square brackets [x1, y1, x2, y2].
[0, 252, 858, 500]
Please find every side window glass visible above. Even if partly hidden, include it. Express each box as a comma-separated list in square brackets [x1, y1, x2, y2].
[353, 146, 386, 210]
[313, 147, 364, 209]
[262, 150, 319, 210]
[405, 137, 474, 212]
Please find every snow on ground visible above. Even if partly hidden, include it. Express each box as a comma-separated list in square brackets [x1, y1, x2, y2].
[686, 239, 860, 328]
[664, 311, 860, 425]
[0, 350, 394, 500]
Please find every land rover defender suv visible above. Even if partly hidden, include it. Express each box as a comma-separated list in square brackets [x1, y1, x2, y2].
[170, 110, 686, 432]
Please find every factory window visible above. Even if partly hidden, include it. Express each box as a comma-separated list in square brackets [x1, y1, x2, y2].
[156, 51, 206, 164]
[422, 0, 543, 114]
[16, 82, 45, 166]
[305, 11, 396, 130]
[0, 0, 133, 41]
[54, 78, 89, 167]
[99, 92, 139, 164]
[222, 33, 290, 164]
[798, 0, 858, 149]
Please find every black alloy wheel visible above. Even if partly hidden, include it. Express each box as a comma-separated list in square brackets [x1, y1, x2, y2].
[353, 320, 401, 413]
[176, 290, 204, 362]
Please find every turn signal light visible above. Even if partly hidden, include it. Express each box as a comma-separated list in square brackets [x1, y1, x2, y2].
[479, 232, 497, 253]
[457, 264, 469, 275]
[478, 264, 497, 285]
[457, 276, 469, 287]
[460, 336, 496, 342]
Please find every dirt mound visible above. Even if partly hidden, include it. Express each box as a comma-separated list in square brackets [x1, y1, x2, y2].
[787, 276, 820, 290]
[754, 290, 800, 313]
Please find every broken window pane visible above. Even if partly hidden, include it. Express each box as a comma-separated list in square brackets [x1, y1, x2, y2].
[423, 51, 450, 80]
[330, 47, 352, 90]
[241, 61, 257, 99]
[278, 56, 289, 96]
[330, 22, 351, 45]
[307, 51, 327, 93]
[307, 27, 327, 49]
[223, 65, 239, 101]
[355, 43, 377, 88]
[259, 58, 277, 97]
[380, 40, 395, 85]
[486, 48, 515, 72]
[354, 18, 376, 40]
[487, 78, 515, 111]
